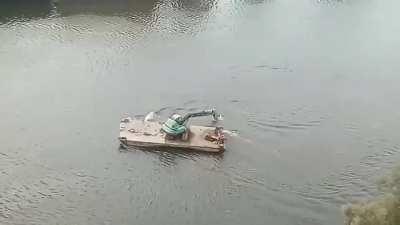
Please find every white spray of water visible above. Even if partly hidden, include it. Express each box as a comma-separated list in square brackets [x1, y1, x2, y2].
[223, 129, 253, 143]
[144, 112, 156, 122]
[223, 129, 238, 137]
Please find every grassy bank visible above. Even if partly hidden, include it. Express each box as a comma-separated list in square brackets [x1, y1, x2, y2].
[344, 167, 400, 225]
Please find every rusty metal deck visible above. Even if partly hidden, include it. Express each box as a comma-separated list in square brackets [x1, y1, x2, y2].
[119, 119, 225, 153]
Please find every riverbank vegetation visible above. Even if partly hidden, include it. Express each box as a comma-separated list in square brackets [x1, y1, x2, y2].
[344, 166, 400, 225]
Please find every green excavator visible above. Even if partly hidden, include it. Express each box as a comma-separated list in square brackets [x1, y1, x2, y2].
[119, 108, 226, 152]
[161, 109, 219, 138]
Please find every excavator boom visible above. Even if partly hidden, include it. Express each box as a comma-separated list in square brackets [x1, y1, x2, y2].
[181, 109, 217, 124]
[161, 108, 221, 137]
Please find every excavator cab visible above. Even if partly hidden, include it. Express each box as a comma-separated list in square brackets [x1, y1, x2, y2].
[161, 109, 220, 140]
[161, 114, 187, 137]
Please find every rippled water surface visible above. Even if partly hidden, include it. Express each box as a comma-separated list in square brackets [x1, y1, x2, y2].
[1, 0, 400, 224]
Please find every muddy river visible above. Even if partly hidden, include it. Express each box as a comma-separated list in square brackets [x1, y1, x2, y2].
[1, 0, 400, 224]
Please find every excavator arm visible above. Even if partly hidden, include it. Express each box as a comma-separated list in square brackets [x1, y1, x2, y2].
[162, 109, 220, 137]
[180, 109, 217, 124]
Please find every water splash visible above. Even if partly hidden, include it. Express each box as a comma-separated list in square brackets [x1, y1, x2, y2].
[144, 111, 157, 122]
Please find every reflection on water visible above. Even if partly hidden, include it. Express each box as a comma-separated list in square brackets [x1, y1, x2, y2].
[55, 0, 158, 16]
[120, 146, 224, 168]
[0, 0, 54, 22]
[0, 0, 221, 37]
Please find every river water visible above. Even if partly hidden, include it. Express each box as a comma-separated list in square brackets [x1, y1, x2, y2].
[1, 0, 400, 224]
